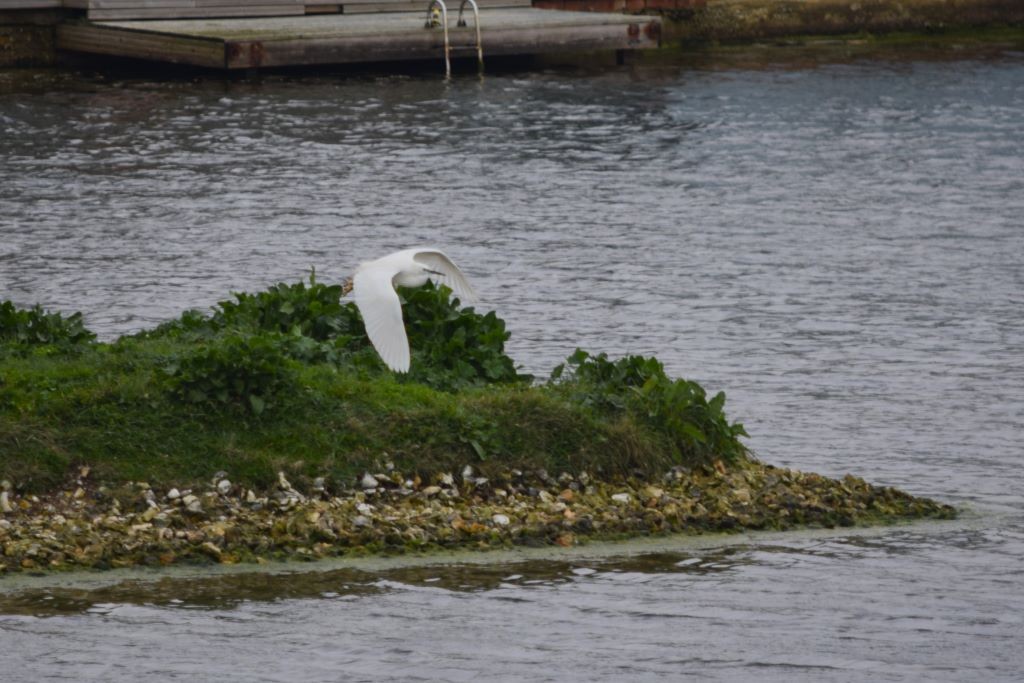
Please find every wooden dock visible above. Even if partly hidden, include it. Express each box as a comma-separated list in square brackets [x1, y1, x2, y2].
[55, 7, 661, 69]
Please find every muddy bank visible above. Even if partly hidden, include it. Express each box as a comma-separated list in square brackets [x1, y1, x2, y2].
[526, 0, 1024, 44]
[0, 9, 60, 68]
[673, 0, 1023, 44]
[0, 461, 954, 573]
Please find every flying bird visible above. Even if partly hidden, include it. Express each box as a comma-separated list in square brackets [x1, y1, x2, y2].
[342, 248, 477, 373]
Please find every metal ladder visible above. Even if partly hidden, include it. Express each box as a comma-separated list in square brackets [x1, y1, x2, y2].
[425, 0, 483, 77]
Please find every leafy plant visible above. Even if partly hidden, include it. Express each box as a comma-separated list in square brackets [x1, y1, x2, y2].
[145, 273, 529, 393]
[551, 349, 748, 462]
[143, 309, 215, 340]
[138, 271, 356, 344]
[401, 283, 532, 391]
[162, 333, 295, 415]
[213, 270, 357, 342]
[0, 301, 96, 352]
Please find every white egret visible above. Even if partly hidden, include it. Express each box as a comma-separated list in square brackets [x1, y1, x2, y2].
[342, 248, 478, 373]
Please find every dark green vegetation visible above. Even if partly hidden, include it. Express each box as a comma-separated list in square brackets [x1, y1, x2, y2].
[0, 301, 95, 350]
[553, 350, 748, 463]
[0, 277, 747, 493]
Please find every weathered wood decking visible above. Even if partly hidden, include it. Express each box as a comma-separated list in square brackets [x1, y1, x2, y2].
[56, 8, 660, 68]
[76, 0, 533, 22]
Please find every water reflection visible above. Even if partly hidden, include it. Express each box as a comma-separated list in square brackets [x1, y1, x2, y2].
[0, 548, 751, 617]
[0, 530, 972, 617]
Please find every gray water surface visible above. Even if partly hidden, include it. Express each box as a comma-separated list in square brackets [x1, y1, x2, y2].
[2, 45, 1023, 681]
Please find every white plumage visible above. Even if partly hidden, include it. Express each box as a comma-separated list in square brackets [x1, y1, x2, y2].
[347, 248, 477, 373]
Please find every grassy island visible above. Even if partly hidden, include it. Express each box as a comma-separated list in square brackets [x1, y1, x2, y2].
[0, 278, 955, 573]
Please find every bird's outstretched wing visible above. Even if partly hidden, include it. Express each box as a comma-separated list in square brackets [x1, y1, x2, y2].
[412, 249, 478, 303]
[353, 266, 410, 373]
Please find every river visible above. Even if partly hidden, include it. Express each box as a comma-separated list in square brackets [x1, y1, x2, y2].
[1, 40, 1023, 681]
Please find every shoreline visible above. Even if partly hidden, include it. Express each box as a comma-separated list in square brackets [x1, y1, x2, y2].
[0, 459, 956, 574]
[0, 513, 977, 609]
[660, 0, 1024, 45]
[2, 1, 1023, 69]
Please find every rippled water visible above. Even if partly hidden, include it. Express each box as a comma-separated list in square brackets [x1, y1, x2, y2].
[2, 43, 1024, 681]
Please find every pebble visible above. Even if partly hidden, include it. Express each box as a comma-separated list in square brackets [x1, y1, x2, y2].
[0, 492, 12, 514]
[352, 515, 371, 527]
[492, 514, 510, 526]
[611, 493, 632, 504]
[199, 542, 222, 559]
[274, 495, 299, 510]
[360, 473, 379, 490]
[216, 479, 232, 495]
[166, 488, 181, 500]
[421, 485, 442, 496]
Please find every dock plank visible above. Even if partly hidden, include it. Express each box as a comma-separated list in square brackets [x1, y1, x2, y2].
[89, 0, 305, 7]
[89, 0, 197, 9]
[345, 0, 529, 14]
[194, 0, 305, 7]
[88, 5, 304, 19]
[57, 22, 226, 66]
[0, 0, 61, 7]
[97, 10, 654, 38]
[339, 0, 528, 4]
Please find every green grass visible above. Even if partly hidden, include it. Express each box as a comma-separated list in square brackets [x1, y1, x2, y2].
[0, 281, 748, 493]
[0, 348, 684, 491]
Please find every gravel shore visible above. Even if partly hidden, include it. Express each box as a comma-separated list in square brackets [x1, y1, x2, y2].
[0, 460, 955, 573]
